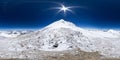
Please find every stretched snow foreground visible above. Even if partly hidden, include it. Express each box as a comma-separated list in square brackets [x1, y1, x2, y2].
[1, 19, 120, 58]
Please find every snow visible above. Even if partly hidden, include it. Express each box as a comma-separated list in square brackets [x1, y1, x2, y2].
[0, 31, 19, 38]
[0, 19, 120, 58]
[0, 30, 33, 38]
[45, 19, 83, 31]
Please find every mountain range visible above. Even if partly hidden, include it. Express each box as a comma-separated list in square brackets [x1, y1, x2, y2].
[0, 19, 120, 58]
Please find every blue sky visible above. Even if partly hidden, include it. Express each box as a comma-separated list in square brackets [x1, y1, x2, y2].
[0, 0, 120, 29]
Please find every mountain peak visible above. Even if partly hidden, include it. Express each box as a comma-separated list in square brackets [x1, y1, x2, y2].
[46, 19, 77, 28]
[58, 19, 65, 22]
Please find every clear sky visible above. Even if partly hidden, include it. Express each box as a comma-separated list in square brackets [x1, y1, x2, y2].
[0, 0, 120, 29]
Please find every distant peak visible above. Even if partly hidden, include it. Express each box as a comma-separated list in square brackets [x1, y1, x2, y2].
[108, 29, 118, 33]
[46, 19, 77, 28]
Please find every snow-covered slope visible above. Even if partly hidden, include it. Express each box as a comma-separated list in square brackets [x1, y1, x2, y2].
[7, 19, 120, 58]
[0, 19, 120, 58]
[0, 30, 33, 52]
[0, 30, 33, 38]
[0, 31, 20, 38]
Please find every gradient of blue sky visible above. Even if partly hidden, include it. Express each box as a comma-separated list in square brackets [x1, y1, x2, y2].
[0, 0, 120, 29]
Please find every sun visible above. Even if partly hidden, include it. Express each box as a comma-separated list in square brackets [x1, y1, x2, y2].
[57, 4, 73, 15]
[48, 4, 80, 15]
[60, 5, 69, 13]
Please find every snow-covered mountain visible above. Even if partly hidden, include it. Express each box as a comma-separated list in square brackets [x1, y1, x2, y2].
[0, 30, 33, 38]
[0, 19, 120, 58]
[7, 19, 120, 58]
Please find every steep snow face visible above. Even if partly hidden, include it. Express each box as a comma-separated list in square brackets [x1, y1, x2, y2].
[8, 19, 120, 57]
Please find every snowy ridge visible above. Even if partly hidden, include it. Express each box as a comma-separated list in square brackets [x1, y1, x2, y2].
[0, 30, 33, 38]
[0, 19, 120, 58]
[44, 19, 84, 31]
[0, 31, 20, 38]
[46, 19, 76, 28]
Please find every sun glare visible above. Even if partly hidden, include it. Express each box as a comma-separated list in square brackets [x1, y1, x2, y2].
[60, 5, 69, 13]
[49, 3, 81, 16]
